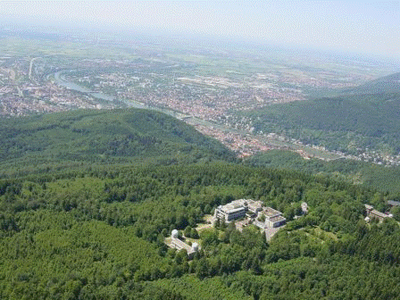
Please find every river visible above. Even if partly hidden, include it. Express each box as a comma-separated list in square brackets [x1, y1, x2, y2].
[53, 70, 147, 109]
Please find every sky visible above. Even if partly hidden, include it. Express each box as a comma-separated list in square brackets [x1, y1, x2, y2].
[1, 1, 399, 60]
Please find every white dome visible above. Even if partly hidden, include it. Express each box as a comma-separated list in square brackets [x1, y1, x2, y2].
[171, 229, 179, 238]
[192, 242, 199, 252]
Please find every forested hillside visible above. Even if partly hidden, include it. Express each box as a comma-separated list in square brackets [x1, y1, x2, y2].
[1, 109, 400, 299]
[0, 109, 233, 177]
[244, 73, 400, 155]
[1, 162, 400, 299]
[345, 72, 400, 94]
[247, 150, 400, 196]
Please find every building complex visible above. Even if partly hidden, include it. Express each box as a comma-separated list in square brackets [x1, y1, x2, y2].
[364, 204, 393, 223]
[263, 207, 287, 228]
[214, 199, 286, 229]
[167, 229, 200, 259]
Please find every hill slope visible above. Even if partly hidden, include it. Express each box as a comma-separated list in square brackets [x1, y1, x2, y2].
[0, 109, 233, 176]
[244, 72, 400, 155]
[1, 160, 399, 299]
[1, 108, 400, 299]
[246, 150, 400, 195]
[345, 72, 400, 94]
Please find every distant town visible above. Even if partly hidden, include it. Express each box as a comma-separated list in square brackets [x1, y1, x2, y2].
[1, 31, 399, 165]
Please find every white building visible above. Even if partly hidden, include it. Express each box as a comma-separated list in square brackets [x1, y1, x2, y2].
[263, 207, 286, 228]
[214, 199, 264, 223]
[246, 199, 263, 215]
[214, 199, 248, 222]
[169, 229, 200, 259]
[364, 204, 392, 223]
[213, 199, 287, 241]
[301, 202, 308, 214]
[214, 199, 285, 228]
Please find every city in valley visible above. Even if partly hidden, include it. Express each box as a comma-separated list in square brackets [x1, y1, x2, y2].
[1, 28, 399, 165]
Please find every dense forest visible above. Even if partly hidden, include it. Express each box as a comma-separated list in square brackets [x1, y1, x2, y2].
[0, 109, 233, 178]
[1, 108, 400, 299]
[243, 73, 400, 155]
[246, 150, 400, 196]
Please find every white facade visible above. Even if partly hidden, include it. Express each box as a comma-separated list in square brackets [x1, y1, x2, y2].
[214, 199, 248, 222]
[301, 202, 308, 214]
[169, 229, 200, 259]
[246, 199, 263, 214]
[364, 204, 392, 223]
[263, 207, 286, 228]
[214, 199, 286, 229]
[212, 199, 287, 241]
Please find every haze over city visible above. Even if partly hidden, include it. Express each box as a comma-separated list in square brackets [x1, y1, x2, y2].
[1, 0, 399, 60]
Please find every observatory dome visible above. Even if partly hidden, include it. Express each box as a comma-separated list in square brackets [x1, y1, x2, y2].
[171, 229, 179, 238]
[192, 242, 199, 252]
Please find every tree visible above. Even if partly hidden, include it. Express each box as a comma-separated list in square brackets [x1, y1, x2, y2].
[196, 258, 209, 279]
[191, 228, 199, 239]
[184, 226, 192, 238]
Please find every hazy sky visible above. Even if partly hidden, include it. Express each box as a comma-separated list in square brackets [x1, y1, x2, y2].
[1, 1, 399, 60]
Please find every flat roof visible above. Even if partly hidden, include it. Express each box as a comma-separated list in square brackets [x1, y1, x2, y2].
[388, 200, 400, 206]
[370, 209, 390, 219]
[263, 207, 282, 218]
[220, 199, 247, 213]
[246, 199, 262, 206]
[224, 206, 246, 214]
[364, 204, 374, 210]
[269, 215, 286, 223]
[171, 237, 195, 254]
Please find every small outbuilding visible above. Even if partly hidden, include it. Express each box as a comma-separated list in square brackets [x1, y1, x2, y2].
[168, 229, 200, 259]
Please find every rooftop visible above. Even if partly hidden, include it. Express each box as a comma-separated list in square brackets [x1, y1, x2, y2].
[269, 215, 286, 223]
[370, 209, 390, 219]
[171, 237, 197, 254]
[364, 204, 374, 210]
[263, 207, 282, 218]
[220, 199, 247, 213]
[246, 199, 263, 211]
